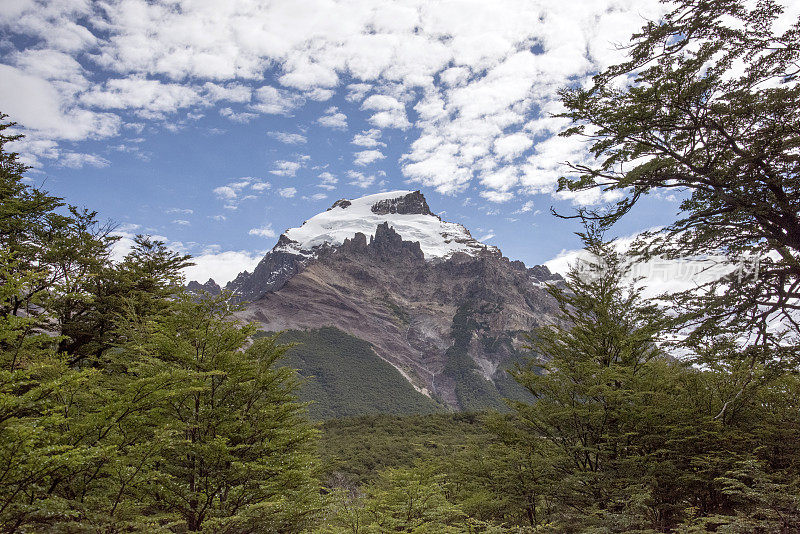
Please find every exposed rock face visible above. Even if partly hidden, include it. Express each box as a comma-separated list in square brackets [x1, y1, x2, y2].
[189, 190, 563, 410]
[226, 249, 307, 301]
[370, 190, 434, 216]
[238, 222, 562, 411]
[223, 191, 494, 302]
[186, 278, 222, 296]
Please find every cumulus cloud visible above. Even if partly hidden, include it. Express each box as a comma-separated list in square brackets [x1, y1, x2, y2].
[354, 149, 386, 166]
[251, 86, 303, 115]
[543, 231, 746, 301]
[248, 224, 277, 238]
[494, 133, 533, 160]
[203, 82, 252, 103]
[317, 106, 348, 129]
[212, 177, 271, 206]
[1, 0, 694, 203]
[278, 187, 297, 198]
[59, 152, 111, 169]
[268, 131, 307, 144]
[480, 190, 514, 203]
[219, 107, 257, 123]
[270, 160, 302, 177]
[81, 77, 201, 115]
[0, 64, 120, 145]
[184, 250, 265, 286]
[352, 129, 385, 148]
[346, 170, 375, 188]
[514, 200, 535, 214]
[361, 94, 411, 129]
[213, 185, 237, 200]
[318, 171, 338, 190]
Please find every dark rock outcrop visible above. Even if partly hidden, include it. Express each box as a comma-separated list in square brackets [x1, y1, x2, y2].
[186, 278, 222, 296]
[370, 190, 434, 216]
[226, 250, 307, 302]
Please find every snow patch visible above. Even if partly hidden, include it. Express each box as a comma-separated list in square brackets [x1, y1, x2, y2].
[274, 190, 497, 260]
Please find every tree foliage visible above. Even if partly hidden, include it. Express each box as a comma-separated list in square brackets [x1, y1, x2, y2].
[557, 0, 800, 352]
[0, 117, 320, 532]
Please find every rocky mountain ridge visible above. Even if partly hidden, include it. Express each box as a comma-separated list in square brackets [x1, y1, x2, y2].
[221, 190, 497, 302]
[196, 191, 563, 411]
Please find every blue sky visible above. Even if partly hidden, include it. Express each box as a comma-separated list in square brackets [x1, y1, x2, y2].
[0, 0, 711, 283]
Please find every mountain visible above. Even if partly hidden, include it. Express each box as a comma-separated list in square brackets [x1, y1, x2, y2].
[207, 190, 562, 412]
[225, 190, 497, 302]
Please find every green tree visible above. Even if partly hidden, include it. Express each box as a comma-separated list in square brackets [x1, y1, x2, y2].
[0, 116, 321, 532]
[556, 0, 800, 356]
[118, 294, 320, 532]
[321, 464, 470, 534]
[507, 231, 690, 531]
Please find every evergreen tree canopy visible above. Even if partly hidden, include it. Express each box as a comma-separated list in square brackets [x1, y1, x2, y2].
[0, 117, 320, 532]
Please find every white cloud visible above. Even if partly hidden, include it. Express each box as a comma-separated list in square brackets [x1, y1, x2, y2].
[352, 129, 385, 147]
[219, 107, 257, 123]
[212, 177, 271, 206]
[480, 190, 514, 203]
[81, 77, 201, 114]
[251, 86, 303, 115]
[361, 94, 404, 112]
[213, 186, 237, 200]
[249, 224, 277, 238]
[317, 106, 348, 129]
[361, 95, 411, 129]
[3, 0, 675, 202]
[354, 149, 386, 166]
[514, 200, 535, 214]
[305, 87, 335, 101]
[0, 64, 120, 143]
[268, 131, 307, 144]
[167, 207, 194, 215]
[543, 231, 750, 302]
[346, 170, 375, 188]
[184, 250, 265, 286]
[494, 133, 533, 160]
[318, 171, 338, 190]
[59, 152, 111, 169]
[172, 219, 190, 226]
[270, 160, 302, 177]
[278, 187, 297, 198]
[203, 82, 252, 103]
[346, 83, 371, 102]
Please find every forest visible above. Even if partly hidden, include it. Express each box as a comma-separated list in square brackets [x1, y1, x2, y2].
[2, 0, 799, 532]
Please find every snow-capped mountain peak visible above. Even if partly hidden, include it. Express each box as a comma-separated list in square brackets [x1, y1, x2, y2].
[274, 190, 497, 260]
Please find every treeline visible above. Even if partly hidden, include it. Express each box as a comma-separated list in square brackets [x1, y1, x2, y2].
[0, 120, 319, 531]
[3, 0, 800, 530]
[312, 239, 800, 533]
[4, 110, 799, 531]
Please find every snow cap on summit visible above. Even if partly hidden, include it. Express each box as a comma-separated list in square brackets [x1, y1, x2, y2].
[274, 190, 496, 260]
